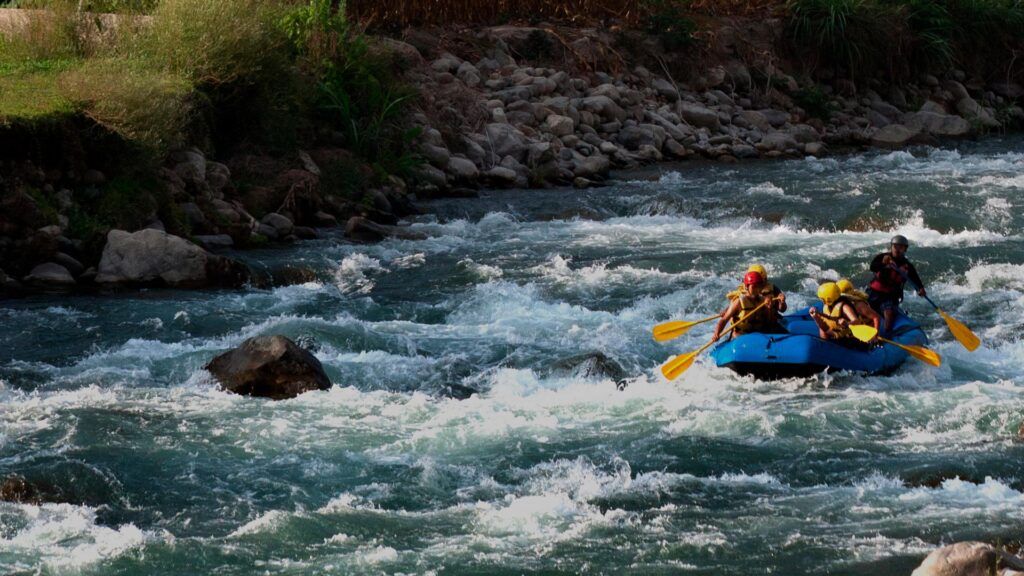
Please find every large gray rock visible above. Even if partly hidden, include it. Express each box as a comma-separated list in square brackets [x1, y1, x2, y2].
[171, 147, 206, 187]
[576, 95, 628, 123]
[545, 114, 575, 137]
[97, 229, 207, 286]
[679, 103, 720, 130]
[96, 229, 249, 287]
[261, 213, 294, 236]
[572, 155, 611, 179]
[617, 125, 661, 151]
[483, 123, 529, 163]
[25, 263, 75, 286]
[736, 110, 772, 131]
[956, 97, 1000, 128]
[903, 111, 972, 137]
[651, 78, 679, 102]
[759, 131, 800, 152]
[758, 109, 791, 128]
[871, 124, 921, 148]
[206, 335, 331, 400]
[911, 542, 1024, 576]
[446, 157, 480, 183]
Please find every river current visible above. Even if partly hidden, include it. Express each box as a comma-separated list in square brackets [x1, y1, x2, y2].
[2, 139, 1024, 575]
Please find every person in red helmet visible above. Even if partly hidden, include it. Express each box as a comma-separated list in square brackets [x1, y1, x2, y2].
[711, 270, 786, 340]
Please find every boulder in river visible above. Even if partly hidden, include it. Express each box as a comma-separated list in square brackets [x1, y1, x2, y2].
[552, 351, 627, 382]
[206, 335, 332, 400]
[96, 229, 250, 288]
[911, 542, 1024, 576]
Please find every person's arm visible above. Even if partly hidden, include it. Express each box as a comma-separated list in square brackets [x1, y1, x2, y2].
[906, 261, 926, 296]
[869, 253, 887, 273]
[712, 300, 740, 341]
[774, 287, 787, 313]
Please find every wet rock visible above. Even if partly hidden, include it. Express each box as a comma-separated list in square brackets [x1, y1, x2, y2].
[194, 234, 234, 249]
[96, 229, 248, 288]
[911, 542, 1024, 576]
[261, 213, 294, 237]
[206, 335, 332, 400]
[415, 164, 449, 188]
[758, 109, 791, 128]
[344, 217, 426, 243]
[446, 157, 480, 184]
[293, 226, 318, 240]
[25, 263, 75, 287]
[679, 102, 720, 130]
[871, 124, 921, 148]
[53, 252, 84, 276]
[484, 123, 529, 163]
[956, 97, 1000, 128]
[903, 111, 971, 137]
[758, 131, 800, 152]
[804, 142, 827, 157]
[737, 110, 772, 131]
[552, 352, 627, 382]
[572, 155, 610, 179]
[1, 475, 41, 504]
[269, 265, 319, 287]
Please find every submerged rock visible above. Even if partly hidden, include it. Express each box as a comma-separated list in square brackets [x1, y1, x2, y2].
[912, 542, 1024, 576]
[206, 335, 332, 400]
[552, 351, 627, 382]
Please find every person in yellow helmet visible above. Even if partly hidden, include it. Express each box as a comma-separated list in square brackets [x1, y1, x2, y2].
[712, 271, 786, 340]
[837, 278, 881, 335]
[727, 263, 787, 314]
[809, 282, 864, 344]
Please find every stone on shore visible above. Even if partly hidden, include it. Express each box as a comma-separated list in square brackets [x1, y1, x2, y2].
[871, 124, 921, 148]
[911, 542, 1024, 576]
[206, 335, 332, 400]
[96, 229, 250, 288]
[25, 263, 75, 287]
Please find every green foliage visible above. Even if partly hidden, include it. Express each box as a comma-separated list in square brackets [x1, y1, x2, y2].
[794, 83, 835, 119]
[787, 0, 1024, 77]
[646, 0, 696, 49]
[281, 0, 422, 178]
[95, 176, 157, 230]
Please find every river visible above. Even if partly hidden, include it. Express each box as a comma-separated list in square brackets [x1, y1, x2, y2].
[2, 138, 1024, 575]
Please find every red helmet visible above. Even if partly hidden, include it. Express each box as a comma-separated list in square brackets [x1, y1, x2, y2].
[743, 271, 764, 286]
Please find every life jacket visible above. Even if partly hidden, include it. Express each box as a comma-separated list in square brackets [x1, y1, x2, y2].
[820, 297, 854, 339]
[734, 292, 775, 334]
[727, 282, 777, 301]
[869, 260, 909, 294]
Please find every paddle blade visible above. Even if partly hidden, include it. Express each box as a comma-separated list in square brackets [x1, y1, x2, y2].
[652, 321, 690, 342]
[893, 341, 942, 367]
[938, 309, 981, 351]
[652, 315, 719, 342]
[661, 350, 699, 380]
[849, 324, 878, 343]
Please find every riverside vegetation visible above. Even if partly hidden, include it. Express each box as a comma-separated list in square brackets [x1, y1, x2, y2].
[0, 0, 1022, 286]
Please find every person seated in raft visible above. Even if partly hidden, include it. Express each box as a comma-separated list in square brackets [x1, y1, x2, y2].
[712, 270, 786, 340]
[837, 278, 882, 335]
[867, 235, 926, 334]
[726, 263, 787, 316]
[809, 282, 875, 347]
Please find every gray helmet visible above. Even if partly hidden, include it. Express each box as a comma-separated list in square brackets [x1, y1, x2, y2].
[890, 234, 909, 246]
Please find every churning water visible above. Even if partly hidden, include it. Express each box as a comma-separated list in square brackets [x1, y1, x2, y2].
[2, 138, 1024, 575]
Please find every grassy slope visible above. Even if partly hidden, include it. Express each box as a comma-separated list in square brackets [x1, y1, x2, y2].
[0, 56, 79, 121]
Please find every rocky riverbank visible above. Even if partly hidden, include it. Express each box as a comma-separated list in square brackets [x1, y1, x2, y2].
[2, 19, 1022, 295]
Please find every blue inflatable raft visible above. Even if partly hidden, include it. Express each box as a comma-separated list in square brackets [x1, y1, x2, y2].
[711, 307, 929, 379]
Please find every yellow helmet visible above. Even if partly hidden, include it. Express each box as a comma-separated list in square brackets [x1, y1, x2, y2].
[817, 282, 841, 305]
[836, 278, 854, 294]
[747, 264, 767, 278]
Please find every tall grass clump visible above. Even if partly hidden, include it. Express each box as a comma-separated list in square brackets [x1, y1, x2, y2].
[786, 0, 901, 76]
[60, 58, 194, 150]
[145, 0, 290, 85]
[284, 0, 421, 178]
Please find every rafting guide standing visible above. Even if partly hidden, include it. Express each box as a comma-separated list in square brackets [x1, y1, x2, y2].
[868, 235, 925, 334]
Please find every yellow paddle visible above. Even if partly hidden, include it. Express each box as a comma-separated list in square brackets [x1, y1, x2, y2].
[889, 265, 981, 351]
[660, 300, 769, 380]
[849, 325, 942, 367]
[652, 314, 721, 342]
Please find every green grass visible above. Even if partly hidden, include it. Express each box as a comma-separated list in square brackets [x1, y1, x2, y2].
[0, 56, 80, 120]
